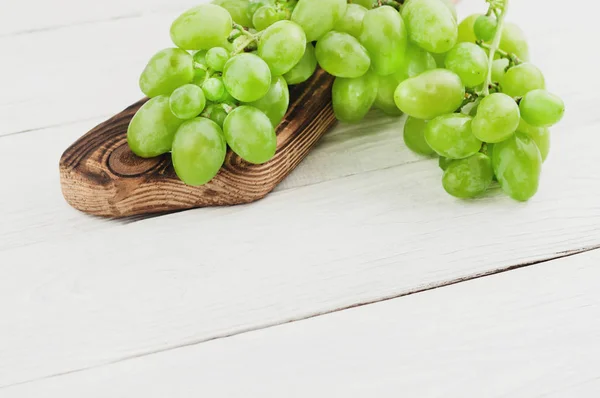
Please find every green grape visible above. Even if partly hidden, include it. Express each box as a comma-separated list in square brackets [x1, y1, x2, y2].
[373, 73, 405, 116]
[353, 0, 377, 8]
[442, 153, 494, 198]
[472, 93, 520, 143]
[424, 114, 481, 159]
[205, 47, 230, 72]
[438, 0, 457, 21]
[258, 21, 307, 76]
[332, 71, 378, 123]
[247, 0, 275, 24]
[223, 106, 277, 163]
[491, 58, 509, 83]
[223, 53, 272, 102]
[403, 117, 434, 156]
[519, 89, 565, 127]
[431, 51, 447, 68]
[172, 118, 227, 186]
[315, 31, 370, 78]
[359, 6, 407, 76]
[212, 0, 253, 27]
[500, 23, 530, 61]
[444, 42, 488, 87]
[283, 43, 317, 84]
[396, 43, 437, 80]
[206, 104, 229, 127]
[139, 48, 194, 98]
[401, 0, 458, 54]
[169, 84, 207, 120]
[193, 50, 207, 65]
[516, 118, 550, 162]
[492, 132, 542, 201]
[127, 96, 184, 158]
[439, 156, 454, 171]
[291, 0, 347, 41]
[501, 63, 545, 98]
[253, 6, 286, 31]
[334, 4, 367, 38]
[193, 68, 208, 86]
[394, 69, 465, 120]
[245, 76, 289, 127]
[457, 14, 480, 43]
[473, 15, 497, 42]
[202, 77, 226, 102]
[170, 4, 232, 50]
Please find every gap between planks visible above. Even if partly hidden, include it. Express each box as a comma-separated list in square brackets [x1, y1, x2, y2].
[3, 244, 599, 390]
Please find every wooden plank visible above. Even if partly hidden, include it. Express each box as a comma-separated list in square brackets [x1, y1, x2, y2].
[1, 116, 599, 385]
[2, 249, 599, 396]
[0, 0, 199, 37]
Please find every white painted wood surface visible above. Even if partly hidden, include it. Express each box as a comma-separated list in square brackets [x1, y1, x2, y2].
[1, 0, 599, 393]
[3, 249, 600, 397]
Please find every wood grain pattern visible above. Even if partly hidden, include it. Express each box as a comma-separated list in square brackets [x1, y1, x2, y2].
[59, 69, 336, 217]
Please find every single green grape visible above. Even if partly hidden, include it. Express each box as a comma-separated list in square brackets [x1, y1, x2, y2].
[444, 42, 488, 87]
[127, 96, 184, 158]
[139, 48, 194, 98]
[172, 117, 227, 186]
[315, 31, 370, 78]
[202, 77, 226, 102]
[403, 117, 435, 156]
[170, 4, 232, 50]
[396, 43, 437, 80]
[169, 84, 207, 120]
[205, 104, 229, 127]
[500, 23, 530, 61]
[223, 53, 272, 102]
[424, 114, 482, 159]
[442, 153, 494, 198]
[253, 6, 286, 31]
[332, 71, 378, 123]
[212, 0, 253, 27]
[472, 93, 520, 143]
[258, 21, 307, 76]
[352, 0, 377, 8]
[473, 15, 497, 42]
[501, 63, 545, 98]
[245, 76, 289, 127]
[283, 43, 317, 84]
[193, 50, 207, 65]
[516, 118, 550, 162]
[205, 47, 230, 72]
[394, 69, 465, 120]
[334, 3, 367, 38]
[373, 73, 405, 116]
[492, 132, 542, 201]
[359, 6, 408, 76]
[223, 106, 277, 163]
[439, 156, 454, 171]
[491, 58, 509, 83]
[519, 89, 565, 127]
[247, 0, 275, 24]
[291, 0, 347, 41]
[402, 0, 458, 54]
[457, 14, 480, 43]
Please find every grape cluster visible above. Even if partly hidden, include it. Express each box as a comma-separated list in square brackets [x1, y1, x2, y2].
[127, 0, 564, 201]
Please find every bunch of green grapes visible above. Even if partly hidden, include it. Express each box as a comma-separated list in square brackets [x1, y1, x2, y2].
[128, 0, 564, 201]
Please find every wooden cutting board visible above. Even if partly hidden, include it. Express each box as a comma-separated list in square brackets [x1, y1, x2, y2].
[59, 69, 336, 217]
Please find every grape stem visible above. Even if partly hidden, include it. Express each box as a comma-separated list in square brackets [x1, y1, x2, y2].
[477, 41, 522, 66]
[480, 0, 509, 97]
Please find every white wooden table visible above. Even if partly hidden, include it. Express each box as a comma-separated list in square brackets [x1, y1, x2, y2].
[1, 0, 599, 396]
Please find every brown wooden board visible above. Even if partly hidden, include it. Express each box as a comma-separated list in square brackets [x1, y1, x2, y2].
[59, 69, 336, 217]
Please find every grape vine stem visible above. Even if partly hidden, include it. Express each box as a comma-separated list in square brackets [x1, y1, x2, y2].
[481, 0, 509, 97]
